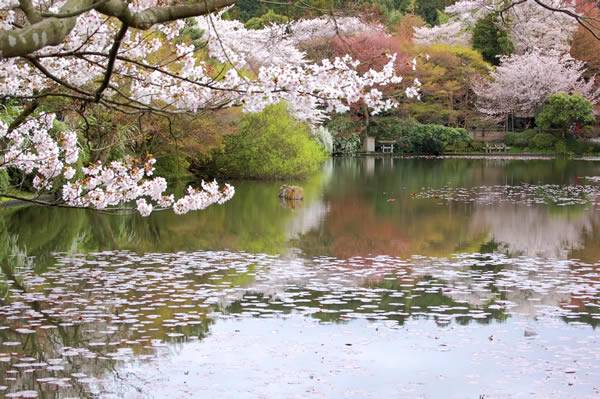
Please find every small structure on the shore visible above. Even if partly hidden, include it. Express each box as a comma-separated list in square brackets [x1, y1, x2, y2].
[362, 136, 375, 153]
[279, 185, 304, 201]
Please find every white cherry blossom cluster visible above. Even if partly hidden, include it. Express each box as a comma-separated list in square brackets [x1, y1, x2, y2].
[507, 0, 577, 54]
[0, 114, 78, 190]
[414, 21, 471, 46]
[196, 7, 383, 68]
[122, 51, 409, 124]
[0, 0, 16, 31]
[472, 51, 600, 118]
[172, 181, 235, 215]
[0, 114, 234, 215]
[1, 7, 410, 123]
[414, 0, 577, 55]
[0, 3, 414, 215]
[241, 54, 408, 123]
[61, 157, 234, 216]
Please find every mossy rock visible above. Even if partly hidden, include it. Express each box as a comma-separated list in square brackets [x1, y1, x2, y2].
[279, 185, 304, 200]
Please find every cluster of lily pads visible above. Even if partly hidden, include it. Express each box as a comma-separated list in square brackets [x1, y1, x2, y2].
[414, 184, 600, 207]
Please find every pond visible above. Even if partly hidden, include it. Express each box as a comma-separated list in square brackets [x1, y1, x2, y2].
[1, 157, 600, 398]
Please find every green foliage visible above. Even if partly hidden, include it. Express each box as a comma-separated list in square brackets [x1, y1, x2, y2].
[154, 155, 192, 179]
[399, 44, 491, 127]
[535, 92, 595, 132]
[212, 103, 327, 179]
[325, 114, 363, 155]
[178, 18, 205, 49]
[230, 0, 332, 20]
[369, 117, 472, 154]
[436, 9, 450, 24]
[231, 0, 270, 21]
[505, 129, 600, 155]
[554, 140, 569, 156]
[505, 130, 536, 147]
[333, 133, 362, 155]
[530, 133, 557, 149]
[402, 102, 454, 125]
[374, 0, 412, 25]
[369, 117, 420, 140]
[472, 13, 514, 65]
[415, 0, 445, 25]
[565, 136, 592, 155]
[231, 0, 411, 24]
[504, 132, 533, 148]
[410, 124, 472, 154]
[0, 102, 22, 124]
[405, 129, 445, 155]
[0, 169, 9, 192]
[245, 10, 289, 29]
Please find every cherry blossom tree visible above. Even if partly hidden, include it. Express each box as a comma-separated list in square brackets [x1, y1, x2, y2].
[0, 1, 418, 215]
[472, 51, 599, 119]
[415, 0, 579, 55]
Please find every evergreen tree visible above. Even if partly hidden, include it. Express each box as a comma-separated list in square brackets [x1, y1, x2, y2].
[472, 13, 514, 65]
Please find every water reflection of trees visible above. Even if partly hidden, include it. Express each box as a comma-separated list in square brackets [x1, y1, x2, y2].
[2, 158, 600, 396]
[470, 205, 600, 259]
[295, 157, 600, 260]
[0, 172, 330, 267]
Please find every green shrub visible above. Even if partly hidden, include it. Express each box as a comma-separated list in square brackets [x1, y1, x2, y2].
[415, 0, 445, 25]
[369, 117, 420, 140]
[154, 154, 191, 179]
[212, 103, 327, 179]
[326, 114, 363, 155]
[245, 9, 289, 29]
[565, 136, 588, 155]
[409, 129, 445, 155]
[470, 141, 485, 152]
[505, 132, 526, 147]
[418, 124, 472, 152]
[333, 133, 361, 155]
[367, 117, 472, 154]
[0, 169, 10, 192]
[582, 125, 600, 139]
[402, 123, 472, 155]
[535, 93, 595, 133]
[530, 133, 557, 149]
[554, 141, 569, 156]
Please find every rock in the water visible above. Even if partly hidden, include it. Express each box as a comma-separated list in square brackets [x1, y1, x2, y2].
[524, 328, 538, 337]
[279, 185, 304, 200]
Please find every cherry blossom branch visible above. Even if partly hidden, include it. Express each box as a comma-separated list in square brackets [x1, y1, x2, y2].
[0, 0, 236, 58]
[94, 22, 128, 102]
[532, 0, 600, 40]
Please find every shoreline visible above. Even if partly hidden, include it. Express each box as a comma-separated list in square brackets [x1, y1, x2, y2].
[348, 153, 600, 161]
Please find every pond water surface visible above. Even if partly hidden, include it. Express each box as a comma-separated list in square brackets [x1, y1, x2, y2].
[2, 158, 600, 398]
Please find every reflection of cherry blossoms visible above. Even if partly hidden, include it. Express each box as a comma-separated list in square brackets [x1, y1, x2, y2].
[470, 205, 598, 259]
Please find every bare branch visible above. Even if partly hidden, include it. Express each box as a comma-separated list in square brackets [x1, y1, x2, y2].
[94, 22, 128, 102]
[533, 0, 600, 41]
[7, 100, 39, 132]
[19, 0, 42, 24]
[95, 0, 236, 29]
[0, 0, 236, 58]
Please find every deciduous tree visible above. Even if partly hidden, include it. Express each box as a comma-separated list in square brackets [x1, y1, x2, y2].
[0, 1, 417, 215]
